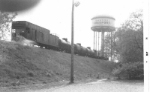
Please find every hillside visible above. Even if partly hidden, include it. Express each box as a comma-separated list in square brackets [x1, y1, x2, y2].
[0, 40, 115, 87]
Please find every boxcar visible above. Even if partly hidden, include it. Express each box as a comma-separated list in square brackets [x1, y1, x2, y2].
[12, 21, 59, 49]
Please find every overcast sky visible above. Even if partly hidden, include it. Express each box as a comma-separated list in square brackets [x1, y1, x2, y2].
[14, 0, 143, 49]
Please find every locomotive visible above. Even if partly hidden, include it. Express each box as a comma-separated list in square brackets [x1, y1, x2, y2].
[11, 21, 108, 60]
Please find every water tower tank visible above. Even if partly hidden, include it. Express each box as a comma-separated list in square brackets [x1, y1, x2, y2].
[91, 15, 115, 32]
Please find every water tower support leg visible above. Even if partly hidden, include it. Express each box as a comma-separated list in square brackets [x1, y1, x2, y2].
[101, 32, 104, 57]
[93, 31, 95, 50]
[98, 32, 99, 56]
[111, 32, 113, 61]
[96, 31, 97, 56]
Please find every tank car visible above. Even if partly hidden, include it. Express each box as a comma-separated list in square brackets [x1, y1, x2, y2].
[74, 43, 81, 55]
[58, 38, 71, 53]
[86, 47, 92, 57]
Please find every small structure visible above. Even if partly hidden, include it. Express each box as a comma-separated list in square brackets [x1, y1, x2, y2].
[91, 15, 115, 58]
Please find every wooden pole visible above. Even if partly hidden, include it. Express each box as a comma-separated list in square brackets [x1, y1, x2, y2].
[70, 0, 74, 84]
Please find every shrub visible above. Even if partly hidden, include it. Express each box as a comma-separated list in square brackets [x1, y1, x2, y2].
[112, 62, 143, 80]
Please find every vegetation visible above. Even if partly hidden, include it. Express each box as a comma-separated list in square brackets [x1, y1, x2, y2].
[0, 11, 17, 40]
[0, 40, 115, 87]
[0, 9, 143, 82]
[112, 62, 143, 80]
[105, 10, 143, 80]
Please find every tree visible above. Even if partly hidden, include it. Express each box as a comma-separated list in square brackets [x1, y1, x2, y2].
[111, 10, 143, 80]
[116, 10, 143, 63]
[104, 32, 116, 58]
[0, 12, 17, 40]
[104, 10, 143, 63]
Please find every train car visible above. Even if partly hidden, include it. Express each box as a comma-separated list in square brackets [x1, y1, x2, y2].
[74, 43, 81, 55]
[12, 21, 49, 41]
[82, 47, 88, 56]
[74, 44, 82, 55]
[58, 38, 71, 53]
[12, 21, 27, 40]
[86, 47, 92, 57]
[12, 21, 59, 49]
[47, 33, 59, 49]
[76, 43, 87, 56]
[12, 21, 38, 45]
[91, 50, 96, 58]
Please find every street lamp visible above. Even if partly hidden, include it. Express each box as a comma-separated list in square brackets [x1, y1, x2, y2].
[70, 0, 80, 84]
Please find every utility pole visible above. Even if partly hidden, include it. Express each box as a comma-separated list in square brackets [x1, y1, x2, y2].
[70, 0, 75, 84]
[70, 0, 80, 84]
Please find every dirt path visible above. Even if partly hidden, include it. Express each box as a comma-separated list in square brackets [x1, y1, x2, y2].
[1, 80, 143, 92]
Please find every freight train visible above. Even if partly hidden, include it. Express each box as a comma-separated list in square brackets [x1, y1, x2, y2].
[11, 21, 108, 60]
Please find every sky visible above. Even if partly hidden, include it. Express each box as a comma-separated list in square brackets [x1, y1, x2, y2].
[14, 0, 143, 49]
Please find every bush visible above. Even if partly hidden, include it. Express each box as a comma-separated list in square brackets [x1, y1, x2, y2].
[112, 62, 143, 80]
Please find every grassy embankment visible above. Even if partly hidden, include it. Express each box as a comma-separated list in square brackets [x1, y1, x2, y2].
[0, 41, 115, 87]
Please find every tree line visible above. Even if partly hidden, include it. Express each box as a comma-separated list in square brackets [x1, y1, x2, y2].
[104, 10, 143, 80]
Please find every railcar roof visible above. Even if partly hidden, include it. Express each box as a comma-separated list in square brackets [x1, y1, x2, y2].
[12, 21, 50, 32]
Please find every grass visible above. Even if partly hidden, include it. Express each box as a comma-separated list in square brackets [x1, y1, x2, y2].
[0, 40, 115, 87]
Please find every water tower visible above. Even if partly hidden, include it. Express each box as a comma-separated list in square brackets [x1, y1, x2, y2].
[91, 15, 115, 58]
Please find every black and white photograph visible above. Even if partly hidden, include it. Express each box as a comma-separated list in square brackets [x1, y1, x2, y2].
[0, 0, 147, 92]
